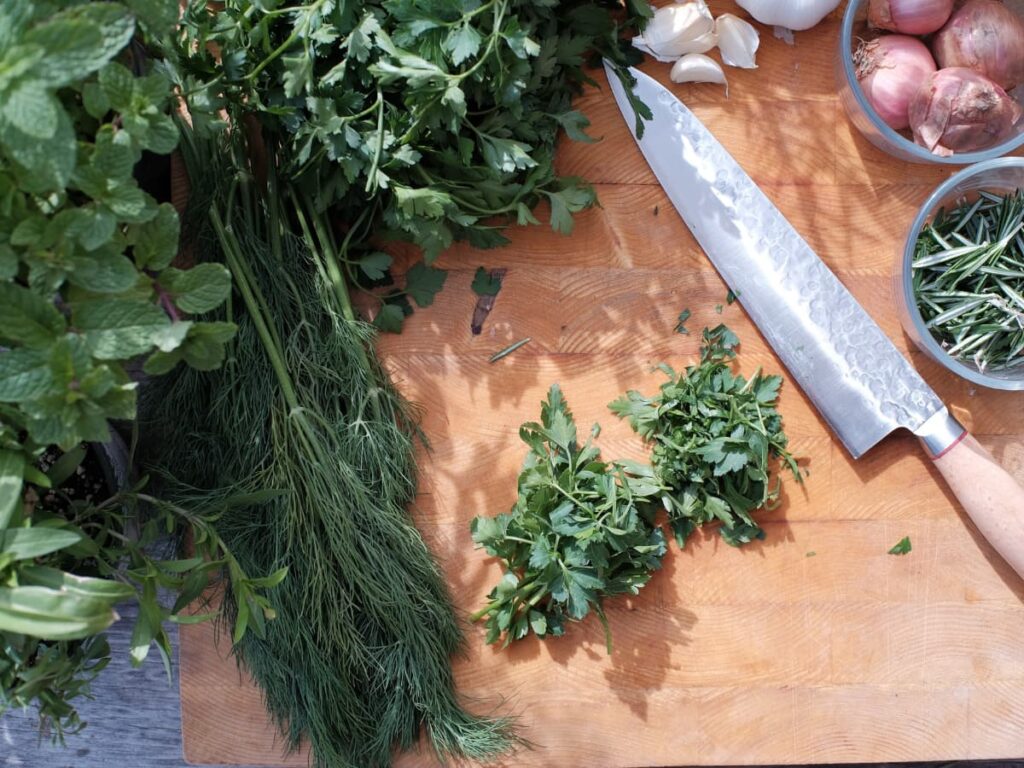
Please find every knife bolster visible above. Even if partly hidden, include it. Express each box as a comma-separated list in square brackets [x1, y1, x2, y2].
[915, 407, 967, 459]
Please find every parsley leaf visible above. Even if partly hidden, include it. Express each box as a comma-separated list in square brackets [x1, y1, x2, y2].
[889, 536, 912, 555]
[471, 267, 502, 297]
[611, 323, 802, 548]
[675, 308, 691, 335]
[404, 262, 447, 308]
[472, 385, 667, 651]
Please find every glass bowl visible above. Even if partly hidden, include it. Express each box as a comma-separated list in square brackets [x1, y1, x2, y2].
[837, 0, 1024, 165]
[898, 158, 1024, 390]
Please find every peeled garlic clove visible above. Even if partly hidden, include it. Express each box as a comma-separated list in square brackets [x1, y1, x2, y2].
[716, 14, 760, 68]
[736, 0, 842, 31]
[633, 1, 715, 59]
[677, 29, 719, 56]
[670, 53, 729, 93]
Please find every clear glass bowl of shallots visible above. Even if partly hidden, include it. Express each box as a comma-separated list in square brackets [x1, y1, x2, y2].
[838, 0, 1024, 164]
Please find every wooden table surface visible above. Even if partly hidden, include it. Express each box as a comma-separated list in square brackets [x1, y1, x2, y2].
[179, 4, 1024, 766]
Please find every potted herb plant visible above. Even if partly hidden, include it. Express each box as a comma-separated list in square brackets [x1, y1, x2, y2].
[0, 0, 282, 741]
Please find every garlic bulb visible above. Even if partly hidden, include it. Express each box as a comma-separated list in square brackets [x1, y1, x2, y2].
[670, 53, 729, 93]
[735, 0, 842, 31]
[632, 1, 715, 61]
[715, 14, 759, 68]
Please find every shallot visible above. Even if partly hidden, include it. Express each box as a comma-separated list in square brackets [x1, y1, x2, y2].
[867, 0, 954, 35]
[932, 0, 1024, 90]
[909, 67, 1022, 156]
[856, 35, 937, 130]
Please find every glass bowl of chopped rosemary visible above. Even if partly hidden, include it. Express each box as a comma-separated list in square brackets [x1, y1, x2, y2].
[900, 157, 1024, 389]
[838, 0, 1024, 164]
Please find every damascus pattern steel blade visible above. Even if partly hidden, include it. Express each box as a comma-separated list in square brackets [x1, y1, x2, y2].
[605, 63, 944, 458]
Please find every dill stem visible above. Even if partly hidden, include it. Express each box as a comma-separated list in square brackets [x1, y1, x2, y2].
[210, 207, 299, 413]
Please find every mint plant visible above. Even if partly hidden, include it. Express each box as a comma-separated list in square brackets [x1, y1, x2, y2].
[0, 0, 274, 742]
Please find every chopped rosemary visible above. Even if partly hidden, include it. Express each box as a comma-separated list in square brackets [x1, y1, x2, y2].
[912, 189, 1024, 373]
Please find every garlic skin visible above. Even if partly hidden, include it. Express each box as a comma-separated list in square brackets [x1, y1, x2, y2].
[735, 0, 842, 31]
[670, 53, 729, 93]
[632, 1, 715, 60]
[715, 14, 760, 68]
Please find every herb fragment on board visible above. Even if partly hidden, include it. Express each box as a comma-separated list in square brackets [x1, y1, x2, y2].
[471, 385, 667, 652]
[610, 324, 802, 548]
[472, 267, 503, 297]
[489, 338, 532, 364]
[675, 308, 692, 335]
[912, 190, 1024, 373]
[727, 289, 740, 304]
[889, 536, 913, 555]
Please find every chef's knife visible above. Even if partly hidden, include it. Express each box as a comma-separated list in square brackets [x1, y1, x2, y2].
[604, 62, 1024, 577]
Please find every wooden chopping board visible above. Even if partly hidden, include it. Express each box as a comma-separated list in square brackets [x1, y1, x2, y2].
[179, 4, 1024, 765]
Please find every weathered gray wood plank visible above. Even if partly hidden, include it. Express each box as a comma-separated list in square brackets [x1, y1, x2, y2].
[0, 603, 255, 768]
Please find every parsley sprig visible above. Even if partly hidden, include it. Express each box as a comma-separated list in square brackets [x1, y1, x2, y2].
[610, 324, 802, 548]
[471, 385, 667, 652]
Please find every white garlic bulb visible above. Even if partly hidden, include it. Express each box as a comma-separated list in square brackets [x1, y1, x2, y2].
[735, 0, 842, 31]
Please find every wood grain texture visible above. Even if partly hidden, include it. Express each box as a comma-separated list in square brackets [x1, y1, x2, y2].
[180, 3, 1024, 766]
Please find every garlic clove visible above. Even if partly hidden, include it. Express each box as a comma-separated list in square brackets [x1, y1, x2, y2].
[633, 1, 716, 60]
[735, 0, 842, 32]
[677, 29, 719, 56]
[670, 53, 729, 93]
[715, 14, 760, 68]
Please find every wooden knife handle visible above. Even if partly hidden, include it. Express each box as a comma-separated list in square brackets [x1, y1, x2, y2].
[931, 432, 1024, 581]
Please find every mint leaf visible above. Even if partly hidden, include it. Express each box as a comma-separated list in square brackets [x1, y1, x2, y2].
[0, 348, 54, 402]
[26, 5, 132, 87]
[0, 283, 65, 347]
[0, 450, 23, 529]
[98, 62, 134, 111]
[1, 106, 76, 192]
[1, 82, 59, 139]
[66, 205, 118, 251]
[160, 264, 232, 314]
[92, 126, 135, 181]
[132, 203, 179, 270]
[82, 82, 111, 119]
[143, 321, 235, 374]
[67, 251, 138, 294]
[404, 262, 447, 308]
[151, 321, 193, 353]
[73, 299, 169, 359]
[471, 267, 502, 297]
[0, 245, 16, 280]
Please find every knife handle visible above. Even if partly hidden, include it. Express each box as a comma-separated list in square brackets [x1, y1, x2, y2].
[927, 430, 1024, 581]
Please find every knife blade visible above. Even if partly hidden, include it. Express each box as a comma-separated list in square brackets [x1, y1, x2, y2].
[603, 62, 952, 460]
[605, 62, 1024, 583]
